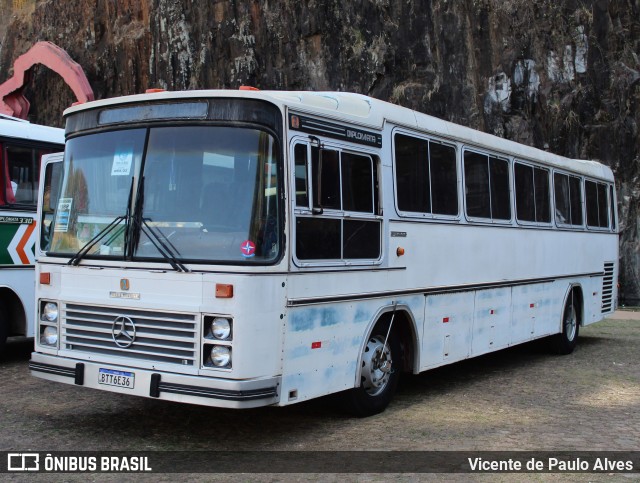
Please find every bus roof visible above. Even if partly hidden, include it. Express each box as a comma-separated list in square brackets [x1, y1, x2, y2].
[0, 114, 65, 145]
[63, 90, 614, 182]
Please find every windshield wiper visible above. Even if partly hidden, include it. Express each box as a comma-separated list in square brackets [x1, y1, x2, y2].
[67, 215, 126, 266]
[139, 218, 189, 273]
[67, 178, 135, 266]
[127, 177, 189, 273]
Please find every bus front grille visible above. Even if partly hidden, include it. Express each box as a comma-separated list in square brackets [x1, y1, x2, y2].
[601, 262, 615, 313]
[61, 304, 198, 366]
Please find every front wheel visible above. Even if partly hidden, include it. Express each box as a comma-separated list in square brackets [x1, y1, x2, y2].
[343, 324, 401, 417]
[0, 300, 8, 355]
[553, 291, 580, 355]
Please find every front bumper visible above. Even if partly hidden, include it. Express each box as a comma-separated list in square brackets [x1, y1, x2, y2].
[29, 352, 280, 409]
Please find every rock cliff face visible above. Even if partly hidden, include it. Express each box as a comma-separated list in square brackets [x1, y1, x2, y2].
[1, 0, 639, 303]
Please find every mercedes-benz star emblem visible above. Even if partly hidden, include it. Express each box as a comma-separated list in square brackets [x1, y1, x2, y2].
[111, 316, 136, 348]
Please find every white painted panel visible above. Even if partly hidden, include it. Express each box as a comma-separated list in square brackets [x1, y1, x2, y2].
[421, 292, 474, 369]
[472, 288, 511, 356]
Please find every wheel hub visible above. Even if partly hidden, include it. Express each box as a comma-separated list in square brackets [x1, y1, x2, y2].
[565, 305, 577, 341]
[361, 335, 393, 396]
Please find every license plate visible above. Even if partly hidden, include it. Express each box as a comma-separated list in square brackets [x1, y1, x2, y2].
[98, 368, 135, 389]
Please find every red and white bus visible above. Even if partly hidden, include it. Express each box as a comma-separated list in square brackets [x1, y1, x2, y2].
[0, 114, 64, 354]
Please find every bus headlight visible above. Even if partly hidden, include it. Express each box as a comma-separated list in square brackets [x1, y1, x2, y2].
[41, 326, 58, 346]
[42, 302, 59, 322]
[211, 317, 232, 340]
[209, 346, 231, 367]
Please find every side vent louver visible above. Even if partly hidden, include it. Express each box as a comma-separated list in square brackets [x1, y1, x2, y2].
[601, 262, 615, 313]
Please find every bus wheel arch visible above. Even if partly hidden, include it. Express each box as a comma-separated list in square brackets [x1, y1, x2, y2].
[344, 304, 418, 416]
[360, 304, 419, 376]
[554, 285, 583, 355]
[0, 288, 27, 343]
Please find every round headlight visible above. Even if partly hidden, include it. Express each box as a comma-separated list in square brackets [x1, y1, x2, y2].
[42, 326, 58, 345]
[209, 346, 231, 367]
[42, 302, 58, 322]
[211, 317, 231, 340]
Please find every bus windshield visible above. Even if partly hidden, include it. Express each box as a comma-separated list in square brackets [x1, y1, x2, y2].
[49, 125, 280, 264]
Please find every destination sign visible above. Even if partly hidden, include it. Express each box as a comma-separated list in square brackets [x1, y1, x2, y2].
[289, 114, 382, 148]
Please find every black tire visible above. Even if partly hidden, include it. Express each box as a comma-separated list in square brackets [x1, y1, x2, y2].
[553, 290, 580, 355]
[343, 322, 402, 417]
[0, 300, 8, 355]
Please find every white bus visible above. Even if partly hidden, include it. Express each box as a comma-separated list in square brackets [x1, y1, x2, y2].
[29, 90, 617, 416]
[0, 114, 64, 354]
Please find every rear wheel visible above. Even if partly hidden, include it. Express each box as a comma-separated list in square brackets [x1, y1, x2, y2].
[343, 323, 401, 417]
[553, 290, 580, 355]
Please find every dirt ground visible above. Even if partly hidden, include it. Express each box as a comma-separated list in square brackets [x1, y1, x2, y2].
[1, 311, 638, 481]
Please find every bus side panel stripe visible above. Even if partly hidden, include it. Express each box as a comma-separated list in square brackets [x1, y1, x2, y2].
[286, 272, 603, 307]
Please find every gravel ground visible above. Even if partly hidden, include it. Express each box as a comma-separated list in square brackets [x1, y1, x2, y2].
[1, 311, 638, 482]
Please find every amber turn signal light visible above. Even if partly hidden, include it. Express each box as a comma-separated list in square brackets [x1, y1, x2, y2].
[216, 283, 234, 298]
[396, 247, 405, 257]
[40, 272, 51, 285]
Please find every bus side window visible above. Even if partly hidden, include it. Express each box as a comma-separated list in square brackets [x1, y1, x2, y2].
[341, 152, 374, 214]
[586, 180, 609, 228]
[609, 185, 616, 230]
[464, 151, 491, 219]
[296, 145, 381, 263]
[6, 145, 39, 206]
[515, 163, 535, 222]
[393, 134, 457, 217]
[294, 144, 309, 208]
[394, 134, 430, 213]
[515, 163, 550, 224]
[534, 167, 551, 223]
[554, 173, 570, 224]
[569, 175, 583, 226]
[554, 172, 583, 226]
[464, 150, 511, 221]
[429, 142, 458, 216]
[311, 147, 340, 210]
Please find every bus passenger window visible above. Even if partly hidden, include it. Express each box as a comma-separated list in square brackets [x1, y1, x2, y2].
[534, 167, 551, 222]
[569, 176, 583, 226]
[489, 157, 510, 220]
[394, 134, 430, 213]
[393, 134, 457, 216]
[515, 163, 550, 223]
[515, 163, 535, 222]
[464, 150, 510, 221]
[3, 145, 44, 207]
[343, 220, 380, 258]
[597, 182, 608, 228]
[296, 145, 380, 263]
[342, 152, 374, 213]
[464, 151, 491, 218]
[296, 217, 341, 259]
[554, 173, 570, 223]
[311, 147, 340, 210]
[586, 180, 609, 228]
[429, 143, 458, 215]
[554, 173, 583, 226]
[294, 144, 309, 208]
[609, 185, 616, 230]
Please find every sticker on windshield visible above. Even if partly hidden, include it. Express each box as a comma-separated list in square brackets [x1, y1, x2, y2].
[54, 198, 73, 233]
[112, 149, 133, 176]
[240, 240, 256, 258]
